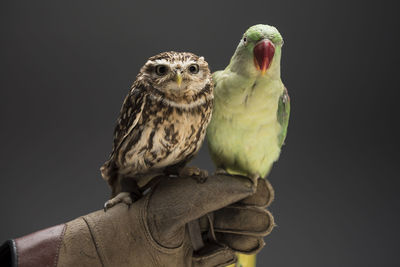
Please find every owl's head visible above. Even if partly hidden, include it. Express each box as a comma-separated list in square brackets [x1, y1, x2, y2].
[139, 52, 211, 97]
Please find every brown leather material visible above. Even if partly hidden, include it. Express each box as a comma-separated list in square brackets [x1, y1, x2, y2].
[199, 179, 275, 255]
[192, 243, 237, 267]
[5, 175, 273, 267]
[145, 174, 255, 249]
[14, 224, 66, 267]
[78, 174, 256, 267]
[188, 220, 205, 251]
[239, 178, 275, 207]
[56, 217, 103, 267]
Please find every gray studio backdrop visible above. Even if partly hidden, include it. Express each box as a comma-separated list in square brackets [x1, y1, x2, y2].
[1, 1, 399, 266]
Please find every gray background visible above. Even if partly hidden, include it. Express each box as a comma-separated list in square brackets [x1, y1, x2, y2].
[1, 1, 399, 266]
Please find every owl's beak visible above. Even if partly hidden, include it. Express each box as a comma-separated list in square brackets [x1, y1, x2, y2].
[175, 73, 182, 87]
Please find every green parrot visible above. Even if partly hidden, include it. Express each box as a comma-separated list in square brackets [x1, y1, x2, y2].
[206, 24, 290, 267]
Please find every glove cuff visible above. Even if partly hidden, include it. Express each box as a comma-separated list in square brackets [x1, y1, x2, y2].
[0, 224, 66, 267]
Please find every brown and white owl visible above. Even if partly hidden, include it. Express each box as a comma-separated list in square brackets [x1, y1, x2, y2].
[101, 51, 213, 209]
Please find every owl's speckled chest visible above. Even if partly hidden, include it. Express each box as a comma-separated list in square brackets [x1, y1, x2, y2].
[117, 96, 212, 175]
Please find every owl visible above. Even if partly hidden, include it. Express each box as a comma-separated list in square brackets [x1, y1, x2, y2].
[101, 51, 213, 209]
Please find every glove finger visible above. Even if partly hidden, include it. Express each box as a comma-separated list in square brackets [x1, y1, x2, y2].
[192, 243, 236, 267]
[239, 178, 274, 207]
[207, 206, 275, 236]
[215, 232, 265, 254]
[148, 174, 255, 228]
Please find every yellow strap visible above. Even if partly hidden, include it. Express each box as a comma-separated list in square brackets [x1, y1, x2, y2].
[227, 253, 256, 267]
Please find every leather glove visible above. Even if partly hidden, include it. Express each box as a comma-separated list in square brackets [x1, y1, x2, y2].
[0, 174, 274, 267]
[199, 177, 275, 256]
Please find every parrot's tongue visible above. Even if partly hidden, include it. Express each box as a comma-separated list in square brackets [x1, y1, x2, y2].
[254, 39, 275, 75]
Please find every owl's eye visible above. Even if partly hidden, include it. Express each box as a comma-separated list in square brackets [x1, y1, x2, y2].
[188, 64, 199, 74]
[155, 65, 168, 76]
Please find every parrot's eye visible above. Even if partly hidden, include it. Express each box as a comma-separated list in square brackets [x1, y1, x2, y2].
[243, 37, 247, 44]
[155, 65, 168, 76]
[188, 64, 199, 74]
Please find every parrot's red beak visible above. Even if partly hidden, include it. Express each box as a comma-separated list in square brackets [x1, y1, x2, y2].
[253, 39, 275, 75]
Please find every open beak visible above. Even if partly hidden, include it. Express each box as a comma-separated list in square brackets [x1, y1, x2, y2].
[175, 72, 182, 87]
[253, 39, 275, 75]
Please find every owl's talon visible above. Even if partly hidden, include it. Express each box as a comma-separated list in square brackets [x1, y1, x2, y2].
[179, 166, 208, 183]
[194, 173, 208, 183]
[103, 192, 133, 211]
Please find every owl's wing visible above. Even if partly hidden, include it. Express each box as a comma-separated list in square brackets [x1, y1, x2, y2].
[112, 84, 147, 156]
[101, 82, 147, 182]
[277, 86, 290, 148]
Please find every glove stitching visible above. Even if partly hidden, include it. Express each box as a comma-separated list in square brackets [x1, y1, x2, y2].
[212, 206, 274, 237]
[82, 216, 106, 267]
[140, 192, 186, 254]
[192, 245, 233, 261]
[224, 237, 265, 255]
[53, 224, 67, 267]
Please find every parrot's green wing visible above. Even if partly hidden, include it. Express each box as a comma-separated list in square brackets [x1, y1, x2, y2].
[212, 70, 224, 88]
[277, 86, 290, 148]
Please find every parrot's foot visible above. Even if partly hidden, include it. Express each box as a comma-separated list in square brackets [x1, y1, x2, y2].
[179, 166, 208, 183]
[104, 192, 136, 211]
[249, 174, 261, 185]
[214, 168, 229, 175]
